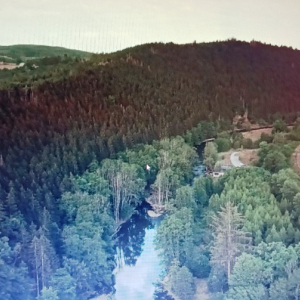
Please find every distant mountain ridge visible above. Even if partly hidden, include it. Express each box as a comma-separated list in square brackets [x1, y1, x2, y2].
[0, 44, 91, 63]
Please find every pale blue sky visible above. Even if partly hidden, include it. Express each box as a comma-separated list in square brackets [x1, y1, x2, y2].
[1, 0, 299, 53]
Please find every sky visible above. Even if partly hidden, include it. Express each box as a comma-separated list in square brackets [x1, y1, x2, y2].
[1, 0, 300, 53]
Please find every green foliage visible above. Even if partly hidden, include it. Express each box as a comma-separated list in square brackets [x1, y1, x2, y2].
[229, 253, 266, 286]
[169, 264, 196, 300]
[210, 202, 251, 279]
[259, 132, 274, 143]
[147, 137, 197, 210]
[38, 287, 59, 300]
[156, 208, 194, 267]
[211, 166, 300, 249]
[257, 141, 296, 173]
[49, 268, 76, 300]
[226, 242, 300, 299]
[227, 284, 268, 300]
[156, 137, 198, 183]
[287, 118, 300, 141]
[0, 44, 90, 63]
[75, 169, 111, 195]
[171, 185, 196, 211]
[269, 268, 300, 300]
[193, 176, 211, 207]
[118, 144, 159, 183]
[1, 40, 300, 299]
[215, 137, 231, 152]
[185, 248, 211, 278]
[62, 225, 114, 295]
[184, 122, 217, 145]
[263, 151, 288, 173]
[0, 237, 32, 300]
[100, 159, 146, 224]
[207, 266, 228, 293]
[273, 119, 288, 133]
[241, 138, 254, 149]
[204, 142, 218, 171]
[232, 133, 244, 149]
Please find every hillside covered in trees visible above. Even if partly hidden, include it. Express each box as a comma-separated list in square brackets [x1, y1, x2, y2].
[1, 40, 300, 299]
[0, 44, 91, 63]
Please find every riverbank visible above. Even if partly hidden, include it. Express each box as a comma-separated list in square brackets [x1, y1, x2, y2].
[148, 210, 163, 218]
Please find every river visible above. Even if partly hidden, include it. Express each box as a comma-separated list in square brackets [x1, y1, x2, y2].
[114, 202, 172, 300]
[114, 159, 205, 300]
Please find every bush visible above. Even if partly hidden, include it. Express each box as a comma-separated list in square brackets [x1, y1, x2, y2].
[287, 130, 300, 141]
[258, 118, 268, 126]
[273, 133, 286, 144]
[170, 265, 196, 300]
[259, 132, 273, 143]
[262, 151, 288, 173]
[186, 249, 211, 278]
[207, 267, 228, 293]
[273, 119, 288, 133]
[242, 138, 254, 149]
[215, 137, 231, 152]
[232, 132, 243, 149]
[233, 140, 241, 149]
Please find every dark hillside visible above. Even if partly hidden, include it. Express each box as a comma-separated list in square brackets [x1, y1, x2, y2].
[1, 40, 300, 186]
[1, 41, 300, 161]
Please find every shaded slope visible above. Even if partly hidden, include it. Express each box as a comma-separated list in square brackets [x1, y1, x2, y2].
[1, 40, 300, 185]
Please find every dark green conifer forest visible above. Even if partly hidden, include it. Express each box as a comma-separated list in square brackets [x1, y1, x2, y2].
[1, 40, 300, 299]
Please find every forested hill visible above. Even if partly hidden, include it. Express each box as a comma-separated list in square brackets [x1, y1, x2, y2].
[1, 41, 300, 162]
[0, 44, 91, 63]
[1, 40, 300, 299]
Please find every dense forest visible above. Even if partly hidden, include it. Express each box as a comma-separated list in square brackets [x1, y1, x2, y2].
[1, 40, 300, 299]
[153, 121, 300, 300]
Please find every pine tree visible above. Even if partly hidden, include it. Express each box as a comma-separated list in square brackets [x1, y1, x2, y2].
[169, 264, 196, 300]
[30, 229, 58, 296]
[38, 287, 59, 300]
[210, 202, 252, 280]
[266, 225, 281, 243]
[203, 142, 218, 171]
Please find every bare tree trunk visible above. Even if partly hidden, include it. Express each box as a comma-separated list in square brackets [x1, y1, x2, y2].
[41, 243, 44, 290]
[34, 239, 39, 298]
[227, 204, 232, 281]
[158, 180, 161, 206]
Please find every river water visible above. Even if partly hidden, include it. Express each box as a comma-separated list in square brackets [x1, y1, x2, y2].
[114, 202, 172, 300]
[114, 160, 205, 300]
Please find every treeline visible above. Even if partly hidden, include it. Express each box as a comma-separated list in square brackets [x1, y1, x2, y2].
[0, 134, 200, 299]
[0, 56, 85, 88]
[155, 167, 300, 300]
[0, 44, 90, 64]
[154, 122, 300, 300]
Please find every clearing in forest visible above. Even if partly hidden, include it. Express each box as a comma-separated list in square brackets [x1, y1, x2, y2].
[218, 149, 258, 167]
[242, 128, 272, 142]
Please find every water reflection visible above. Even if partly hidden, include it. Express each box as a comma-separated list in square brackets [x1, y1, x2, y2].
[114, 202, 173, 300]
[116, 205, 153, 266]
[115, 227, 163, 300]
